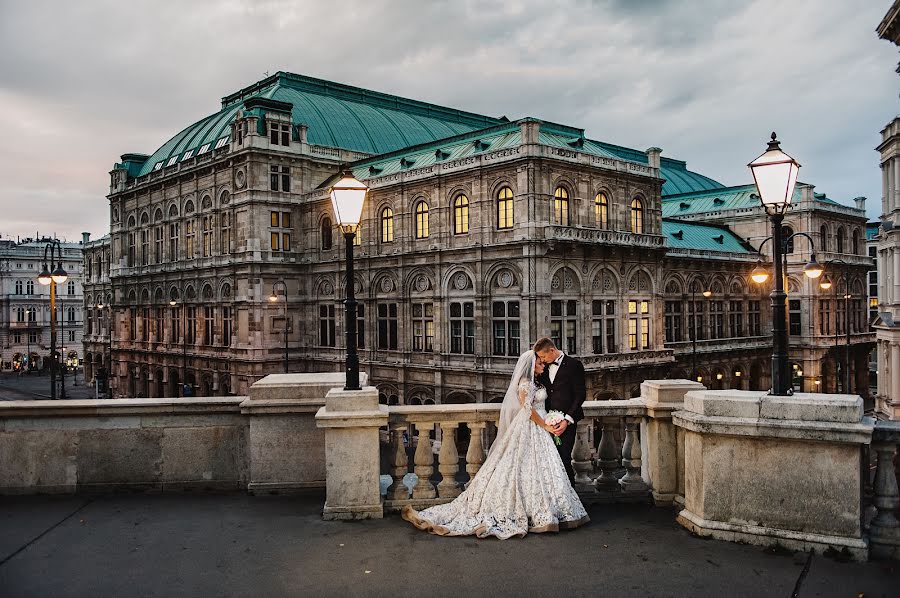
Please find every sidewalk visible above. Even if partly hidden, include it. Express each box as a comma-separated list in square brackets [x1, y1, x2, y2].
[0, 494, 895, 597]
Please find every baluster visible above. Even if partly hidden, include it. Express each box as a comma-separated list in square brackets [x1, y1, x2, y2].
[594, 417, 620, 492]
[572, 419, 594, 486]
[412, 422, 437, 499]
[437, 422, 461, 498]
[465, 422, 486, 488]
[870, 440, 900, 559]
[619, 416, 649, 495]
[385, 424, 410, 501]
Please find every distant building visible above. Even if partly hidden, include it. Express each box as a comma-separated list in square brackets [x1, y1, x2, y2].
[0, 235, 86, 373]
[87, 72, 874, 401]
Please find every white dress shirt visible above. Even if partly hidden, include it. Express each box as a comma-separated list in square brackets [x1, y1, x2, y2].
[548, 353, 575, 424]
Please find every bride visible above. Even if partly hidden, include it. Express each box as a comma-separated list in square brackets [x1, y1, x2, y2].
[401, 350, 589, 539]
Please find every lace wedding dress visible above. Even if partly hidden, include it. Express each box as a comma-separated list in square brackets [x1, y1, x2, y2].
[402, 363, 589, 539]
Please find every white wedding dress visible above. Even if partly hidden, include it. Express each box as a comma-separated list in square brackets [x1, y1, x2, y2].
[402, 369, 589, 539]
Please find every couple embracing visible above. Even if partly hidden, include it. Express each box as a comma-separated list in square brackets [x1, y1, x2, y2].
[402, 338, 590, 539]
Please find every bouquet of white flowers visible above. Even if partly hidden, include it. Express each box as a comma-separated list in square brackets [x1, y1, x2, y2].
[544, 410, 566, 446]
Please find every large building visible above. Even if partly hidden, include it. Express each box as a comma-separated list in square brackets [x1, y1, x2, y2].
[1, 236, 86, 374]
[83, 72, 873, 402]
[874, 1, 900, 420]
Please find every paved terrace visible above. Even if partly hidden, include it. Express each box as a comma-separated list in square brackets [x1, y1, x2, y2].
[1, 494, 896, 598]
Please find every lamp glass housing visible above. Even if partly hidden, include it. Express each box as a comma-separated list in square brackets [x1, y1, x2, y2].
[38, 266, 52, 286]
[51, 264, 68, 284]
[803, 257, 823, 279]
[750, 263, 769, 284]
[329, 172, 369, 232]
[819, 274, 833, 290]
[748, 134, 800, 209]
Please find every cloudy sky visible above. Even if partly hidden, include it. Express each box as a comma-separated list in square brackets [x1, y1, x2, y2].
[0, 0, 897, 242]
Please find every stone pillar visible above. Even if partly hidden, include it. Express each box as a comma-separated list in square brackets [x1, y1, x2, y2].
[673, 390, 874, 560]
[640, 379, 704, 505]
[315, 383, 386, 520]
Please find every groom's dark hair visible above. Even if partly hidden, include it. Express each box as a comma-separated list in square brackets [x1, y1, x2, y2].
[532, 337, 557, 353]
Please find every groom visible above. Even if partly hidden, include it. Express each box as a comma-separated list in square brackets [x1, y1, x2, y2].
[534, 337, 586, 482]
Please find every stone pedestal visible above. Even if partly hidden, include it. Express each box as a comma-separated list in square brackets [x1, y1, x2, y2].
[315, 385, 387, 520]
[673, 390, 874, 561]
[242, 373, 366, 494]
[640, 379, 705, 505]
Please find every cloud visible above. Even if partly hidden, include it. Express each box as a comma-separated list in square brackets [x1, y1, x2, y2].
[0, 0, 896, 242]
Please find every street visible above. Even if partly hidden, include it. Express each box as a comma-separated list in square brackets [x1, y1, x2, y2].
[0, 370, 95, 401]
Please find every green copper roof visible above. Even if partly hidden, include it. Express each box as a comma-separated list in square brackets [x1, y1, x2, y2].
[867, 222, 880, 240]
[662, 218, 751, 253]
[662, 184, 857, 218]
[136, 72, 504, 176]
[596, 142, 723, 196]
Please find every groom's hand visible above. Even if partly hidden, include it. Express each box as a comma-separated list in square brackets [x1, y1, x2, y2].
[552, 420, 568, 435]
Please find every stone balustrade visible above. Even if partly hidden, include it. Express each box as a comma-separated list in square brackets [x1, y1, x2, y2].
[869, 420, 900, 560]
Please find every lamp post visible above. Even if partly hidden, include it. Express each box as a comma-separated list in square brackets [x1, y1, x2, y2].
[59, 300, 67, 397]
[329, 170, 369, 391]
[819, 259, 852, 393]
[37, 240, 68, 399]
[96, 301, 113, 398]
[688, 281, 711, 383]
[269, 281, 289, 373]
[170, 296, 187, 397]
[24, 309, 32, 375]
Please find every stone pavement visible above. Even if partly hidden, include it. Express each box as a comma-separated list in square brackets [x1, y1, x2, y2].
[0, 371, 94, 401]
[0, 494, 896, 597]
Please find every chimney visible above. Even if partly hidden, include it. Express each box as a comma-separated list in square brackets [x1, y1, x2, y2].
[82, 232, 91, 245]
[646, 147, 662, 170]
[854, 196, 866, 211]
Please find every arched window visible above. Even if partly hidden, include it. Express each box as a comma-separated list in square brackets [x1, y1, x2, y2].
[851, 229, 860, 255]
[14, 280, 22, 294]
[820, 225, 828, 252]
[595, 192, 609, 228]
[454, 195, 469, 235]
[184, 200, 195, 258]
[630, 198, 644, 234]
[16, 307, 24, 322]
[220, 211, 232, 254]
[553, 186, 569, 225]
[67, 281, 75, 295]
[415, 201, 429, 239]
[127, 215, 136, 267]
[321, 217, 333, 250]
[380, 207, 394, 243]
[497, 186, 513, 229]
[201, 214, 214, 257]
[26, 280, 33, 295]
[784, 226, 794, 253]
[836, 227, 845, 253]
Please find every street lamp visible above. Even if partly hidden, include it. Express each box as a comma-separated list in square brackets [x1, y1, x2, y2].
[269, 281, 288, 373]
[24, 309, 32, 375]
[819, 259, 852, 393]
[37, 240, 68, 399]
[748, 133, 802, 396]
[329, 170, 369, 391]
[96, 301, 113, 398]
[688, 280, 711, 383]
[169, 294, 187, 397]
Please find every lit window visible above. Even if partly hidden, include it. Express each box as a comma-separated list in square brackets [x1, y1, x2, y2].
[270, 211, 292, 253]
[454, 195, 469, 234]
[595, 192, 609, 228]
[415, 201, 429, 239]
[630, 198, 644, 234]
[497, 187, 514, 229]
[412, 303, 434, 352]
[381, 207, 394, 243]
[553, 187, 569, 225]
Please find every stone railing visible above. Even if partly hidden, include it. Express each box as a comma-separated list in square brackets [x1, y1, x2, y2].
[581, 349, 674, 369]
[869, 420, 900, 560]
[544, 225, 666, 249]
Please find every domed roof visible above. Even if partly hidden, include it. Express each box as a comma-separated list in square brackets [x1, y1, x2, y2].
[136, 72, 504, 177]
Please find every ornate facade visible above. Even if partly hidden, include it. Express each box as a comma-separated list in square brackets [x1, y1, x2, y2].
[84, 72, 873, 402]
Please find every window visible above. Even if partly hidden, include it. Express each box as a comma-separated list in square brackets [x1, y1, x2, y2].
[185, 219, 195, 258]
[354, 225, 361, 246]
[592, 300, 617, 353]
[269, 121, 291, 146]
[415, 202, 429, 239]
[172, 307, 181, 343]
[128, 232, 136, 267]
[202, 215, 213, 257]
[851, 230, 860, 255]
[270, 211, 292, 252]
[67, 281, 75, 296]
[689, 300, 705, 341]
[412, 303, 434, 352]
[381, 207, 394, 243]
[68, 330, 75, 343]
[497, 187, 514, 229]
[169, 222, 180, 261]
[222, 307, 232, 347]
[221, 212, 232, 254]
[27, 308, 36, 322]
[710, 301, 725, 339]
[789, 299, 801, 335]
[819, 299, 831, 335]
[551, 299, 578, 354]
[141, 229, 149, 265]
[142, 307, 150, 341]
[553, 187, 569, 225]
[86, 309, 93, 335]
[728, 300, 743, 337]
[595, 192, 609, 228]
[836, 298, 846, 335]
[155, 227, 163, 263]
[820, 225, 829, 252]
[14, 332, 21, 343]
[492, 301, 520, 356]
[454, 196, 469, 234]
[664, 300, 683, 343]
[204, 307, 214, 345]
[630, 198, 644, 234]
[28, 332, 37, 344]
[449, 301, 475, 354]
[186, 307, 197, 344]
[270, 165, 291, 192]
[214, 137, 228, 150]
[321, 217, 333, 249]
[129, 307, 136, 340]
[628, 300, 651, 350]
[836, 227, 845, 253]
[377, 303, 398, 350]
[68, 306, 76, 323]
[26, 280, 34, 294]
[155, 308, 164, 342]
[15, 307, 24, 322]
[318, 305, 336, 346]
[356, 304, 365, 349]
[15, 280, 22, 294]
[748, 301, 761, 336]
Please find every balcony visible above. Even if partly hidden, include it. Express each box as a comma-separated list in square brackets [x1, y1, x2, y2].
[544, 225, 666, 249]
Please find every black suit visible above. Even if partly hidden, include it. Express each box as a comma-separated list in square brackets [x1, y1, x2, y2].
[538, 355, 586, 481]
